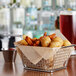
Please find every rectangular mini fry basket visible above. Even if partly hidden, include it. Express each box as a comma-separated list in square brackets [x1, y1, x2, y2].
[16, 45, 73, 72]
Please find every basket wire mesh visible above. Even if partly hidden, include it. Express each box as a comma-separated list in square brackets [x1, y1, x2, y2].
[16, 46, 73, 72]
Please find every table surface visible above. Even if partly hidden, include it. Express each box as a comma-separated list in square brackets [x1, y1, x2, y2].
[0, 52, 76, 76]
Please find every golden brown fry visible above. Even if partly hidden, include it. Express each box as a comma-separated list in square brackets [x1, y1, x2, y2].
[48, 33, 56, 39]
[25, 36, 33, 46]
[33, 40, 40, 46]
[44, 32, 47, 36]
[17, 32, 69, 48]
[39, 36, 44, 40]
[18, 40, 28, 46]
[39, 32, 47, 40]
[32, 38, 38, 42]
[23, 35, 26, 40]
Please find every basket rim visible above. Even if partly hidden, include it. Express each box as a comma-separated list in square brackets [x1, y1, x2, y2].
[16, 44, 61, 49]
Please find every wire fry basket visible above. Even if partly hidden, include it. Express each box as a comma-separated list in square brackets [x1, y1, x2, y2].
[16, 46, 74, 72]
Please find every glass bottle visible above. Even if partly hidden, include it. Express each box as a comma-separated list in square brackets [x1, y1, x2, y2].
[25, 2, 37, 30]
[12, 22, 23, 41]
[39, 0, 55, 30]
[68, 0, 76, 11]
[12, 22, 23, 35]
[20, 0, 31, 8]
[42, 0, 52, 10]
[56, 0, 65, 10]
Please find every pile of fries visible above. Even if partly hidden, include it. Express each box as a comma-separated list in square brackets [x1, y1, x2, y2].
[17, 32, 71, 48]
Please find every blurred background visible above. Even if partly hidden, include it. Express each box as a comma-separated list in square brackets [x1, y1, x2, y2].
[0, 0, 76, 50]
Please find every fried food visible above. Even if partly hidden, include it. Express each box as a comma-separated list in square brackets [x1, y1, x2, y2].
[63, 40, 71, 46]
[49, 41, 62, 48]
[17, 32, 71, 48]
[40, 36, 51, 47]
[25, 36, 33, 46]
[39, 36, 44, 40]
[23, 35, 26, 40]
[33, 40, 40, 46]
[44, 32, 47, 36]
[32, 38, 38, 42]
[18, 40, 28, 46]
[49, 37, 63, 48]
[48, 33, 56, 39]
[52, 37, 63, 46]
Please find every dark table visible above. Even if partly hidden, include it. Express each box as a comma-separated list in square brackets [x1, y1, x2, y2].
[0, 52, 76, 76]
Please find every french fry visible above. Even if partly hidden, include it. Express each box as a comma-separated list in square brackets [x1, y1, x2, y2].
[23, 35, 26, 40]
[39, 35, 45, 40]
[33, 40, 40, 46]
[25, 36, 33, 46]
[39, 32, 47, 40]
[44, 32, 47, 36]
[32, 38, 38, 42]
[17, 40, 28, 46]
[16, 32, 67, 48]
[48, 33, 56, 39]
